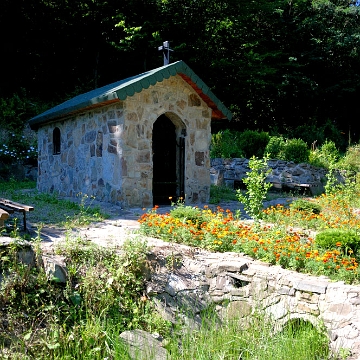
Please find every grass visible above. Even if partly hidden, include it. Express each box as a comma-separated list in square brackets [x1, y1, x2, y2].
[0, 180, 349, 358]
[210, 184, 238, 203]
[167, 312, 330, 360]
[0, 230, 331, 359]
[0, 179, 107, 228]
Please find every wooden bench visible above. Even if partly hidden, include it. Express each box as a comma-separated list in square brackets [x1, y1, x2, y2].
[0, 199, 34, 231]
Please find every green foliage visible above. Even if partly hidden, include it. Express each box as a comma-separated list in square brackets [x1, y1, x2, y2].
[0, 132, 38, 165]
[280, 138, 309, 163]
[264, 136, 286, 159]
[168, 310, 330, 360]
[290, 199, 322, 215]
[0, 90, 42, 133]
[209, 185, 237, 204]
[309, 140, 340, 169]
[338, 143, 360, 172]
[316, 229, 360, 255]
[1, 0, 360, 147]
[210, 129, 270, 159]
[237, 130, 270, 158]
[210, 129, 243, 158]
[170, 202, 205, 227]
[1, 235, 171, 358]
[287, 120, 347, 152]
[236, 155, 272, 220]
[324, 156, 339, 195]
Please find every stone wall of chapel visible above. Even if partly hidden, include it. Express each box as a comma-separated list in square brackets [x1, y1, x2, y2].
[36, 75, 212, 207]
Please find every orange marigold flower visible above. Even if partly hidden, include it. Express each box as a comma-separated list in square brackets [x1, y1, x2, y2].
[232, 240, 237, 244]
[335, 242, 342, 247]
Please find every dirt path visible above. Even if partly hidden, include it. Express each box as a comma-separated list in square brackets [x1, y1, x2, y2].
[36, 196, 293, 254]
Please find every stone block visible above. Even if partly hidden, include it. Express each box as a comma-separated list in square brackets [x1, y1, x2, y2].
[265, 299, 289, 320]
[42, 255, 68, 283]
[120, 330, 168, 360]
[226, 300, 252, 318]
[293, 279, 328, 294]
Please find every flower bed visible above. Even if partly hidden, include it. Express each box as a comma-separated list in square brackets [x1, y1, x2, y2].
[138, 192, 360, 284]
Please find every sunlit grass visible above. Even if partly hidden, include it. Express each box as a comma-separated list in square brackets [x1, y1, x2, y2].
[1, 180, 107, 227]
[167, 311, 329, 360]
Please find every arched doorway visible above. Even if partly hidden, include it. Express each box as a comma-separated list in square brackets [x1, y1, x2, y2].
[152, 114, 185, 205]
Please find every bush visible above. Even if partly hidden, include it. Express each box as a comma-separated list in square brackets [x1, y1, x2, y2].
[236, 155, 272, 221]
[338, 143, 360, 172]
[210, 129, 243, 158]
[238, 130, 270, 158]
[286, 120, 347, 151]
[309, 140, 340, 169]
[264, 136, 285, 159]
[280, 138, 309, 163]
[290, 199, 322, 215]
[170, 203, 205, 226]
[0, 131, 38, 165]
[315, 229, 360, 255]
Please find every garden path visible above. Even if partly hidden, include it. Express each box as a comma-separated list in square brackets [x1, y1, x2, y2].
[37, 196, 293, 254]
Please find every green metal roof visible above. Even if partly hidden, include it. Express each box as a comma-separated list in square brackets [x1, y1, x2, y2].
[29, 60, 232, 130]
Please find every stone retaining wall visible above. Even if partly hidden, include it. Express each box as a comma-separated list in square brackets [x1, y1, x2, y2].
[2, 236, 359, 358]
[147, 241, 360, 359]
[210, 158, 329, 195]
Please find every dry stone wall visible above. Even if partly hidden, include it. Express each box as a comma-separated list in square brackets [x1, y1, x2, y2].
[2, 235, 360, 358]
[146, 241, 360, 359]
[210, 158, 328, 195]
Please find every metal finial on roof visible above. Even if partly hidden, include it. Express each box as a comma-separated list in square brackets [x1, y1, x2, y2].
[158, 41, 173, 65]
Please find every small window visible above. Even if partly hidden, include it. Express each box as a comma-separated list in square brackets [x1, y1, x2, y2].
[53, 127, 61, 155]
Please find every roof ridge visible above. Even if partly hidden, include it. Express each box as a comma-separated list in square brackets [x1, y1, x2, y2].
[29, 60, 231, 129]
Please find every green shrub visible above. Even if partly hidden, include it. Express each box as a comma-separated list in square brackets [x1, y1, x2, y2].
[315, 229, 360, 254]
[309, 140, 340, 169]
[0, 132, 38, 165]
[264, 136, 285, 159]
[238, 130, 270, 158]
[210, 129, 243, 158]
[170, 203, 205, 226]
[236, 155, 272, 221]
[286, 120, 347, 151]
[280, 138, 309, 163]
[338, 143, 360, 172]
[290, 199, 322, 215]
[320, 140, 340, 161]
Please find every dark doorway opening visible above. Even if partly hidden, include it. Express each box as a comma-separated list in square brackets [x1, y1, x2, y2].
[152, 115, 183, 205]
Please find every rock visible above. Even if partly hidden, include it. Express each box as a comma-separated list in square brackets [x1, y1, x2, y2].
[119, 330, 169, 360]
[42, 255, 68, 283]
[210, 158, 328, 192]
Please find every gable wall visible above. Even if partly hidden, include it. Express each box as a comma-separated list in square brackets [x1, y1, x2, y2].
[37, 75, 212, 207]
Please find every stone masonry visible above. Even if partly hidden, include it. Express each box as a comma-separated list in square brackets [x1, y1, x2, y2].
[210, 158, 329, 195]
[36, 75, 212, 208]
[146, 241, 360, 359]
[2, 229, 359, 358]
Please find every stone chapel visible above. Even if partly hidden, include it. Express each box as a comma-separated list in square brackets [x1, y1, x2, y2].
[29, 61, 232, 208]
